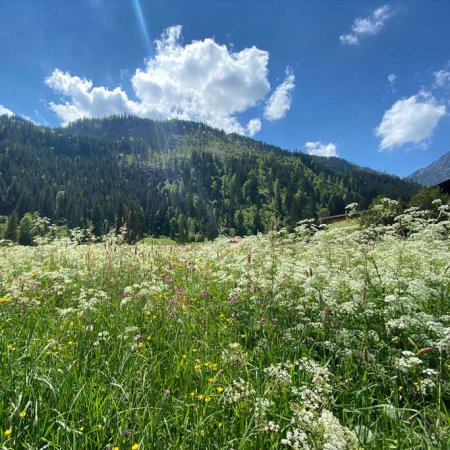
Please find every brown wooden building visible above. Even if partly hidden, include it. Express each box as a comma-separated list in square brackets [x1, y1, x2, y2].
[320, 211, 362, 225]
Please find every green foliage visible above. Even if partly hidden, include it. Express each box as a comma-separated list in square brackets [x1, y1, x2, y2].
[140, 236, 178, 246]
[0, 202, 449, 448]
[360, 197, 404, 227]
[410, 186, 450, 210]
[18, 213, 33, 245]
[4, 210, 18, 242]
[0, 115, 420, 242]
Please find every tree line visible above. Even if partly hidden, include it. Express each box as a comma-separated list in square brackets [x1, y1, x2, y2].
[0, 115, 420, 243]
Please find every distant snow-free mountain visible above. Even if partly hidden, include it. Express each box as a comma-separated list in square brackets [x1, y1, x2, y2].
[407, 151, 450, 186]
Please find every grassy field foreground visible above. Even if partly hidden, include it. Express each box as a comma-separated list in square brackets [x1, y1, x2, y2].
[1, 205, 450, 449]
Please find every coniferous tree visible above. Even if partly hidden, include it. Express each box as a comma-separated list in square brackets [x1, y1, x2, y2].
[4, 210, 19, 242]
[0, 115, 420, 242]
[18, 213, 34, 245]
[127, 201, 144, 243]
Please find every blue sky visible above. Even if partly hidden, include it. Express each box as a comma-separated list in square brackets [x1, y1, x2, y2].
[1, 1, 450, 177]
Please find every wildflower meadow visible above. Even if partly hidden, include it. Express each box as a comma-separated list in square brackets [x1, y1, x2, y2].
[1, 201, 449, 449]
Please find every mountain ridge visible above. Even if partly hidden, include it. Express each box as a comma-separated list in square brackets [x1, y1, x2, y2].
[0, 114, 419, 241]
[407, 151, 450, 186]
[64, 115, 393, 176]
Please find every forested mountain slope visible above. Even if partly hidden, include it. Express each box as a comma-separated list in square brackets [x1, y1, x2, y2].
[0, 114, 419, 241]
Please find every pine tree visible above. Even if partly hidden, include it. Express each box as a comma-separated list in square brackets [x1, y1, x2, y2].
[4, 210, 19, 242]
[127, 201, 144, 243]
[18, 213, 34, 245]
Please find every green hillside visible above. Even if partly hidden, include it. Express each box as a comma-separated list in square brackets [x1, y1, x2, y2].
[0, 114, 419, 241]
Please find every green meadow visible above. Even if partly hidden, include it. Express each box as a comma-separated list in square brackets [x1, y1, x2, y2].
[1, 203, 449, 449]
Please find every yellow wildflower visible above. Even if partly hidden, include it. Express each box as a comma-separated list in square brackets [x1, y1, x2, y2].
[19, 411, 26, 417]
[4, 428, 12, 436]
[205, 396, 212, 402]
[216, 386, 224, 393]
[198, 394, 204, 400]
[132, 444, 139, 450]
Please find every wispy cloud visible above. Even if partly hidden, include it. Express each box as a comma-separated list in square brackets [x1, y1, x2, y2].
[433, 69, 450, 89]
[264, 68, 295, 121]
[304, 141, 338, 157]
[388, 73, 397, 92]
[340, 5, 393, 46]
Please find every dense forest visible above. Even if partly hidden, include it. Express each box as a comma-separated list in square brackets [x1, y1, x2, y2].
[0, 114, 419, 242]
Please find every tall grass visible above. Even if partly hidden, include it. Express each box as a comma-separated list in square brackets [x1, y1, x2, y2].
[1, 204, 449, 449]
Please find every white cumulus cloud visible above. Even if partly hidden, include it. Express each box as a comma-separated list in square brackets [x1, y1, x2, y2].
[264, 69, 295, 121]
[375, 91, 446, 150]
[0, 104, 14, 116]
[45, 25, 295, 135]
[304, 141, 338, 157]
[45, 69, 136, 124]
[247, 118, 262, 136]
[340, 5, 393, 46]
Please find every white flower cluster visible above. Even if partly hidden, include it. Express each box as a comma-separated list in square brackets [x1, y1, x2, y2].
[221, 342, 248, 366]
[78, 288, 109, 315]
[281, 428, 310, 449]
[253, 397, 273, 421]
[223, 377, 256, 404]
[264, 420, 280, 433]
[264, 362, 292, 390]
[282, 408, 359, 449]
[120, 281, 162, 308]
[395, 350, 423, 373]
